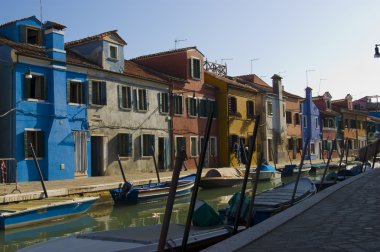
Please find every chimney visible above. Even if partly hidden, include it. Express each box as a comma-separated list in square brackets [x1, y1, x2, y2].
[272, 74, 283, 95]
[305, 86, 313, 101]
[44, 21, 66, 62]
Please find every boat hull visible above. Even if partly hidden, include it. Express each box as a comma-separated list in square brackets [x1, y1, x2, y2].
[0, 197, 98, 230]
[110, 174, 196, 204]
[199, 177, 244, 189]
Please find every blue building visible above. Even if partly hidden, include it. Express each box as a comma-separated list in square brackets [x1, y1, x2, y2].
[301, 87, 321, 160]
[0, 16, 89, 182]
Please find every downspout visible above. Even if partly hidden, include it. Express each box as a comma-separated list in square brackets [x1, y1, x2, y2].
[169, 80, 174, 171]
[227, 84, 230, 166]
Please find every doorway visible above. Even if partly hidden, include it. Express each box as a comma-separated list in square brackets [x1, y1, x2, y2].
[158, 137, 165, 170]
[91, 136, 105, 176]
[74, 131, 88, 177]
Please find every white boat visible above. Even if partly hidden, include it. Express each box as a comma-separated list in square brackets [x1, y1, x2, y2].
[249, 164, 282, 181]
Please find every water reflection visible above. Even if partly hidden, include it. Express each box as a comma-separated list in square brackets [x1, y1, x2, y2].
[0, 176, 291, 251]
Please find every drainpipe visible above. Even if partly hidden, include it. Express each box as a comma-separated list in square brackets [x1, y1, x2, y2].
[227, 84, 230, 166]
[169, 80, 174, 171]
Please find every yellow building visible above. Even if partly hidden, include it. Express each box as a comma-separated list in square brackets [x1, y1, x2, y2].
[204, 71, 259, 167]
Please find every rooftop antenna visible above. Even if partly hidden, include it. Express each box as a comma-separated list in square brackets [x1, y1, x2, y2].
[221, 58, 233, 65]
[306, 69, 316, 87]
[318, 78, 327, 96]
[39, 0, 43, 24]
[250, 58, 260, 74]
[174, 39, 187, 49]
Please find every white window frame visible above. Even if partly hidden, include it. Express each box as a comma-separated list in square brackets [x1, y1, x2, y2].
[208, 98, 217, 119]
[25, 73, 46, 102]
[137, 88, 148, 111]
[68, 79, 84, 105]
[109, 44, 118, 60]
[310, 142, 316, 154]
[159, 92, 170, 114]
[190, 136, 199, 157]
[210, 136, 217, 157]
[141, 134, 154, 158]
[267, 101, 273, 116]
[119, 85, 132, 110]
[198, 97, 208, 118]
[190, 57, 201, 80]
[315, 116, 319, 129]
[175, 135, 186, 157]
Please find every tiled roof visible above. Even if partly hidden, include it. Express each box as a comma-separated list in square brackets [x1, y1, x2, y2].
[320, 110, 339, 117]
[236, 74, 271, 88]
[124, 60, 170, 84]
[205, 71, 258, 92]
[0, 35, 48, 59]
[66, 49, 102, 69]
[65, 30, 127, 47]
[284, 91, 303, 99]
[132, 46, 204, 60]
[44, 20, 66, 30]
[0, 16, 40, 28]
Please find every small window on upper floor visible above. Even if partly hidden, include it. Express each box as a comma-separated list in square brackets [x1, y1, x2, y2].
[91, 81, 107, 106]
[24, 75, 46, 101]
[109, 45, 118, 60]
[191, 58, 201, 79]
[118, 85, 132, 109]
[326, 100, 332, 110]
[246, 100, 255, 119]
[159, 93, 170, 114]
[67, 80, 85, 105]
[229, 96, 237, 115]
[27, 27, 41, 45]
[286, 111, 292, 124]
[267, 101, 273, 116]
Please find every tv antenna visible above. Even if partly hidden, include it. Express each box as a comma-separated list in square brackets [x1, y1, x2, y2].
[318, 78, 327, 95]
[174, 39, 187, 49]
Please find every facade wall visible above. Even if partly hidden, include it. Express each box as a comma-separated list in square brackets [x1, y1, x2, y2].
[285, 97, 302, 162]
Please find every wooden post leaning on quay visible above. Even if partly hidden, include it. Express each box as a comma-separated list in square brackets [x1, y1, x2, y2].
[30, 143, 48, 198]
[291, 138, 310, 206]
[319, 139, 336, 192]
[181, 111, 214, 251]
[233, 115, 260, 234]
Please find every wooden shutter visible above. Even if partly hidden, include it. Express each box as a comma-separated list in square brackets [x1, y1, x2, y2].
[158, 93, 162, 113]
[149, 135, 155, 156]
[145, 90, 149, 111]
[24, 78, 31, 100]
[127, 134, 132, 157]
[187, 97, 191, 116]
[37, 131, 44, 158]
[101, 81, 107, 105]
[135, 89, 139, 111]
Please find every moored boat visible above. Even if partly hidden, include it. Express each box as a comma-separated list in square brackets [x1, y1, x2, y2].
[199, 168, 244, 189]
[280, 164, 311, 177]
[249, 164, 282, 181]
[0, 196, 99, 230]
[109, 174, 196, 204]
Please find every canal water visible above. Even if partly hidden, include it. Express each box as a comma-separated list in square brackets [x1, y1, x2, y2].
[0, 172, 324, 252]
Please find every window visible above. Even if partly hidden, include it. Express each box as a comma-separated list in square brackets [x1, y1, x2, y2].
[267, 101, 273, 115]
[159, 93, 169, 113]
[229, 135, 239, 153]
[118, 85, 132, 109]
[323, 118, 335, 128]
[191, 58, 201, 79]
[187, 97, 198, 117]
[247, 100, 255, 119]
[137, 89, 148, 111]
[173, 95, 183, 115]
[229, 96, 237, 115]
[24, 75, 45, 101]
[24, 130, 44, 159]
[208, 100, 217, 118]
[190, 136, 198, 157]
[288, 138, 294, 150]
[118, 133, 132, 157]
[286, 111, 292, 124]
[67, 80, 85, 104]
[141, 134, 155, 157]
[26, 27, 40, 45]
[210, 137, 217, 157]
[315, 117, 319, 128]
[310, 143, 315, 154]
[198, 99, 207, 117]
[345, 119, 349, 128]
[326, 100, 331, 109]
[350, 119, 357, 129]
[295, 113, 300, 125]
[175, 136, 186, 156]
[91, 81, 107, 105]
[109, 45, 118, 60]
[302, 115, 307, 128]
[297, 138, 303, 151]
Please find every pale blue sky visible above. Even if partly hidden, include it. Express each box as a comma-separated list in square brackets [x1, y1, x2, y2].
[2, 0, 380, 99]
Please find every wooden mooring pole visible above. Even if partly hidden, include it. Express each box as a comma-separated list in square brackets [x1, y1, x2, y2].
[30, 143, 48, 198]
[291, 138, 310, 206]
[318, 140, 336, 192]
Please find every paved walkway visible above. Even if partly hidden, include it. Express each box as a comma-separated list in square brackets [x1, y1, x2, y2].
[206, 168, 380, 252]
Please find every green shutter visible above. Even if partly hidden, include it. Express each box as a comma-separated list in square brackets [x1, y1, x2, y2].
[158, 93, 162, 113]
[187, 97, 191, 116]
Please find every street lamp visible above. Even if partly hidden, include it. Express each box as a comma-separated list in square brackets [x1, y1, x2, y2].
[374, 44, 380, 58]
[25, 68, 33, 79]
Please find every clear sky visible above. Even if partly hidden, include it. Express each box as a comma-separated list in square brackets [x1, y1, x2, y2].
[2, 0, 380, 99]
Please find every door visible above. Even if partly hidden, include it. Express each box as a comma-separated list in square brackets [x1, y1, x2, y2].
[268, 139, 274, 162]
[91, 136, 104, 176]
[158, 137, 165, 170]
[74, 131, 88, 176]
[200, 137, 209, 167]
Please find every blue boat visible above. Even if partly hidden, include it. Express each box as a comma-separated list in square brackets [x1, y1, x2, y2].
[0, 196, 99, 230]
[281, 164, 312, 177]
[110, 174, 196, 204]
[249, 164, 282, 181]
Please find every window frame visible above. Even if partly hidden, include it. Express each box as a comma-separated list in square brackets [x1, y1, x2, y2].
[267, 101, 273, 116]
[190, 57, 201, 80]
[118, 133, 133, 157]
[315, 116, 319, 129]
[119, 85, 132, 110]
[141, 134, 155, 157]
[91, 80, 107, 106]
[137, 88, 148, 112]
[198, 98, 208, 118]
[24, 73, 46, 101]
[246, 100, 255, 119]
[175, 135, 186, 157]
[286, 111, 292, 124]
[229, 96, 238, 115]
[67, 80, 85, 105]
[187, 96, 198, 117]
[109, 44, 118, 60]
[190, 136, 199, 157]
[302, 115, 307, 128]
[173, 94, 184, 115]
[26, 26, 41, 45]
[24, 129, 44, 160]
[210, 136, 217, 157]
[295, 113, 300, 125]
[159, 92, 170, 114]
